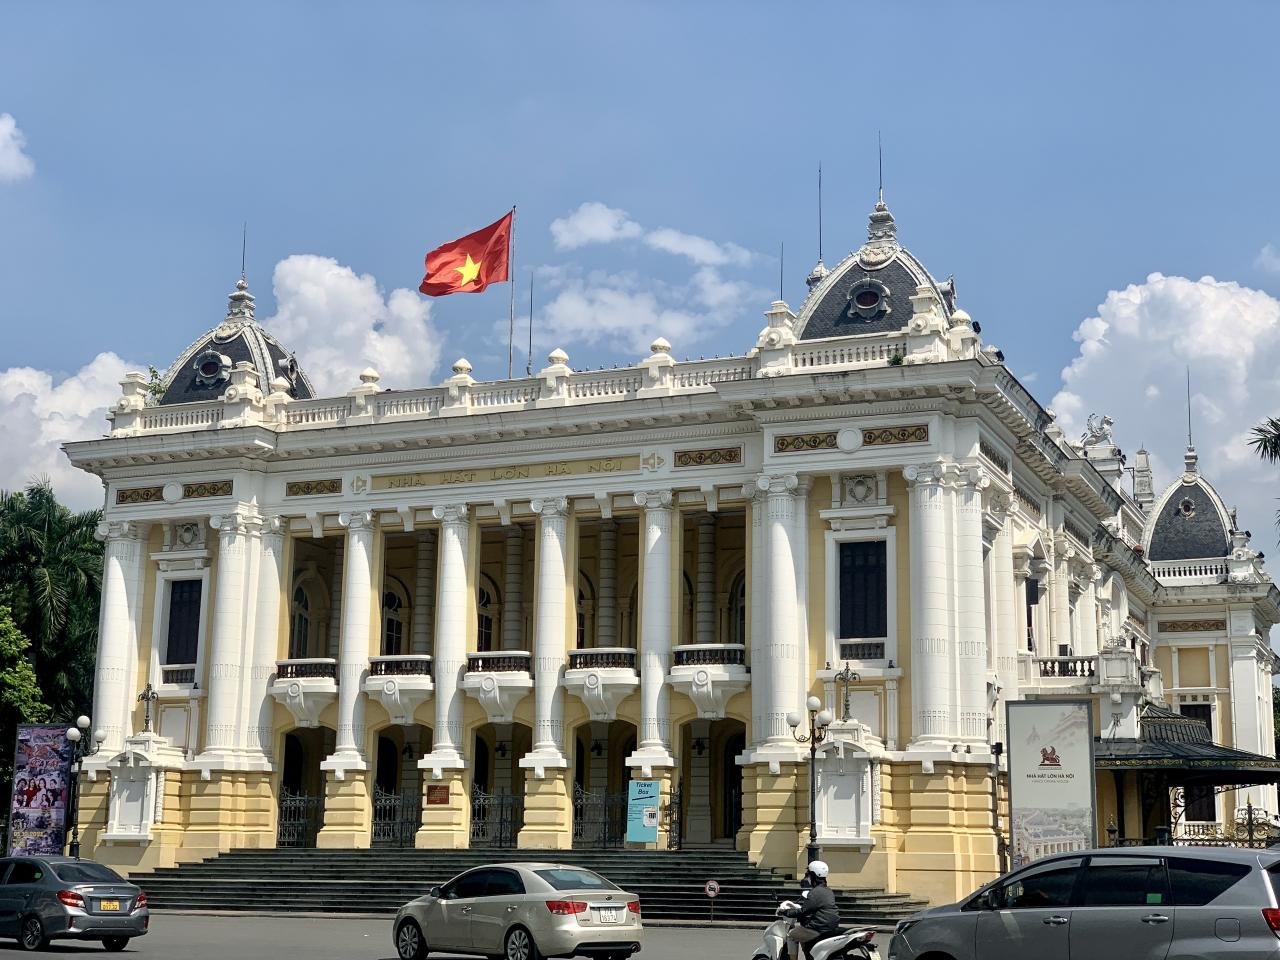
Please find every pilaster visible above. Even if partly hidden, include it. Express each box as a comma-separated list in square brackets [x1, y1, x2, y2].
[316, 769, 372, 848]
[414, 768, 469, 849]
[517, 768, 573, 849]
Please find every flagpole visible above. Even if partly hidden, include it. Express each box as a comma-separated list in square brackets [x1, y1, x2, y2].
[507, 205, 517, 379]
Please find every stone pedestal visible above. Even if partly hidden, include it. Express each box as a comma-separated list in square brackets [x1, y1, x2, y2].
[316, 769, 371, 849]
[518, 770, 573, 849]
[415, 768, 469, 849]
[743, 761, 803, 872]
[184, 771, 275, 858]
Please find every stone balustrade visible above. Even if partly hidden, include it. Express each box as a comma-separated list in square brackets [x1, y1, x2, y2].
[369, 655, 434, 677]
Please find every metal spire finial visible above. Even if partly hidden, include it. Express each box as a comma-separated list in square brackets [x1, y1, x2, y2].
[818, 162, 823, 265]
[240, 221, 247, 280]
[878, 131, 884, 206]
[1186, 366, 1193, 449]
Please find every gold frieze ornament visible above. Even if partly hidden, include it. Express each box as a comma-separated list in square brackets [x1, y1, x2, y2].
[371, 454, 641, 492]
[862, 424, 929, 446]
[286, 479, 343, 497]
[674, 447, 743, 468]
[115, 486, 164, 505]
[1158, 619, 1227, 633]
[774, 432, 838, 453]
[183, 480, 233, 499]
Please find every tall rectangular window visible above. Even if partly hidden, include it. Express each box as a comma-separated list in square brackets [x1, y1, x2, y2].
[1025, 578, 1039, 651]
[1181, 703, 1216, 822]
[165, 579, 202, 664]
[838, 541, 887, 639]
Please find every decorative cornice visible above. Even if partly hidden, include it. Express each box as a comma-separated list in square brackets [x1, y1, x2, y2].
[1158, 619, 1226, 633]
[286, 478, 342, 497]
[674, 446, 742, 468]
[1063, 517, 1092, 547]
[1013, 483, 1043, 519]
[979, 438, 1010, 474]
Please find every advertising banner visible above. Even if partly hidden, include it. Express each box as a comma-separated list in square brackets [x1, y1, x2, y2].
[1006, 700, 1095, 868]
[6, 724, 74, 856]
[625, 779, 660, 844]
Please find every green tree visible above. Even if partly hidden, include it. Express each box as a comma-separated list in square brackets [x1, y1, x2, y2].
[1250, 418, 1280, 529]
[0, 605, 51, 783]
[0, 479, 102, 721]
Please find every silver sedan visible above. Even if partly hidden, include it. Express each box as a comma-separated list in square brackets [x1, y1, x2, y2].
[393, 863, 642, 960]
[0, 855, 149, 952]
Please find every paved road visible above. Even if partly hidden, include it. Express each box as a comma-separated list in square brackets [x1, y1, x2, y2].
[0, 913, 768, 960]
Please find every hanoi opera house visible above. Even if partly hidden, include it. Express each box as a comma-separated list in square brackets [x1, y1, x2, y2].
[65, 201, 1280, 905]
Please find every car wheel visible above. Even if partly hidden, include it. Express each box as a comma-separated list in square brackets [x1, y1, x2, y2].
[503, 926, 542, 960]
[103, 937, 131, 952]
[395, 919, 427, 960]
[18, 915, 48, 951]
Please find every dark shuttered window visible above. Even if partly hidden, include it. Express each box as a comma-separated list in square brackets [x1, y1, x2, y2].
[838, 541, 887, 639]
[1180, 703, 1216, 822]
[165, 579, 202, 664]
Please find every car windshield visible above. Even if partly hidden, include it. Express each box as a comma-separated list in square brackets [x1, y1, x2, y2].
[51, 862, 124, 884]
[534, 868, 618, 891]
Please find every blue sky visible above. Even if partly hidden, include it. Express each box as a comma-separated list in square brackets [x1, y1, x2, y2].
[4, 1, 1280, 527]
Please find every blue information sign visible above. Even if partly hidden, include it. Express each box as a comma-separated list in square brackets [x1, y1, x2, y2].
[625, 779, 660, 844]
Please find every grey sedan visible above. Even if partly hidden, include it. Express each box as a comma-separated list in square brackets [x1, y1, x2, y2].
[0, 855, 149, 951]
[394, 863, 642, 960]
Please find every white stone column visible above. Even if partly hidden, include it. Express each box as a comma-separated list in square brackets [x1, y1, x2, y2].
[1050, 533, 1073, 656]
[1080, 566, 1100, 656]
[956, 466, 991, 744]
[597, 520, 618, 648]
[327, 540, 344, 659]
[904, 462, 955, 748]
[695, 513, 716, 645]
[201, 513, 255, 759]
[411, 530, 435, 655]
[502, 524, 524, 650]
[748, 487, 769, 747]
[244, 517, 285, 760]
[759, 474, 800, 747]
[522, 498, 570, 771]
[322, 510, 374, 771]
[92, 520, 147, 754]
[422, 504, 469, 774]
[792, 478, 812, 719]
[628, 490, 677, 772]
[686, 718, 713, 844]
[990, 502, 1019, 741]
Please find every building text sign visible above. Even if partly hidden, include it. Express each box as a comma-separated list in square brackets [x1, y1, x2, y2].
[1006, 700, 1095, 868]
[371, 455, 641, 492]
[625, 779, 660, 845]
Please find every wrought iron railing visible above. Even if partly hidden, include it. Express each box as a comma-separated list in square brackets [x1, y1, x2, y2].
[275, 658, 338, 681]
[161, 664, 196, 685]
[276, 790, 323, 848]
[1035, 656, 1097, 678]
[369, 655, 434, 677]
[672, 643, 747, 667]
[371, 786, 421, 848]
[470, 787, 523, 848]
[466, 652, 533, 673]
[568, 648, 637, 671]
[572, 785, 628, 849]
[838, 640, 887, 661]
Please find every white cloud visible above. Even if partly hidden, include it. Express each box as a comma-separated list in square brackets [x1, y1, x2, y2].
[265, 254, 444, 397]
[1052, 272, 1280, 538]
[643, 228, 751, 267]
[0, 352, 138, 510]
[550, 202, 642, 250]
[1256, 243, 1280, 275]
[0, 113, 35, 182]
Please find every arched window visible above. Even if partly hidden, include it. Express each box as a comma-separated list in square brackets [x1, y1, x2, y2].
[381, 577, 411, 656]
[576, 572, 596, 649]
[728, 571, 747, 645]
[290, 585, 311, 660]
[477, 575, 500, 652]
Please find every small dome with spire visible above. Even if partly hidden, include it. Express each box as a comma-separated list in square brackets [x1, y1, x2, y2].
[156, 275, 315, 406]
[1143, 446, 1233, 562]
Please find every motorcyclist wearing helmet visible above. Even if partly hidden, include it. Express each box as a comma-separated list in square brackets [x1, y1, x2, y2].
[785, 860, 839, 960]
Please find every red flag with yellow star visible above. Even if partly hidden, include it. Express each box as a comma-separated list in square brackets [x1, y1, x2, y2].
[418, 211, 513, 297]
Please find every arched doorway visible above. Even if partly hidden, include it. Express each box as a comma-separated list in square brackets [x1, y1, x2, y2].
[719, 726, 745, 840]
[470, 723, 530, 848]
[371, 725, 429, 848]
[277, 727, 330, 848]
[572, 720, 635, 848]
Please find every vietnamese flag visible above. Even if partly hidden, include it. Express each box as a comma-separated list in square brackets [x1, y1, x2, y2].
[419, 211, 513, 297]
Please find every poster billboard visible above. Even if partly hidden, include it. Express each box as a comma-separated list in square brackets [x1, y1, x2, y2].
[1006, 700, 1095, 868]
[5, 724, 74, 856]
[625, 779, 660, 844]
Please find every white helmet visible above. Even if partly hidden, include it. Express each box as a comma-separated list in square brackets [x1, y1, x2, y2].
[807, 860, 830, 879]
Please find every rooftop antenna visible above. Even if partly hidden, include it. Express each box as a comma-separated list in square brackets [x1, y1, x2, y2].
[818, 162, 823, 264]
[878, 131, 884, 205]
[240, 221, 247, 279]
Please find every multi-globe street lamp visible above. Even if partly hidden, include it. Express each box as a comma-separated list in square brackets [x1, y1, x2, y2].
[787, 695, 834, 864]
[65, 715, 105, 859]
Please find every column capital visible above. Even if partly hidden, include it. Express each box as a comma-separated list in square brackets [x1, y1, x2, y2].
[903, 459, 963, 488]
[338, 509, 375, 531]
[209, 513, 254, 537]
[530, 496, 570, 517]
[754, 473, 798, 497]
[260, 515, 285, 538]
[633, 490, 673, 511]
[432, 503, 469, 525]
[95, 519, 144, 542]
[960, 462, 991, 491]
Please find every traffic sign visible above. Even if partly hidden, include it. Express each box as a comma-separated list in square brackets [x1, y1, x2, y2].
[704, 879, 720, 898]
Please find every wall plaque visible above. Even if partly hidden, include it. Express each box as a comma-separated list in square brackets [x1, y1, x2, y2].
[425, 784, 450, 806]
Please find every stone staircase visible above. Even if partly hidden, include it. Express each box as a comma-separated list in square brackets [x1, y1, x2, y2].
[136, 847, 927, 925]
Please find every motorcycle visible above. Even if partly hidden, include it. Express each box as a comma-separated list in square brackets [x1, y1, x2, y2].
[750, 897, 879, 960]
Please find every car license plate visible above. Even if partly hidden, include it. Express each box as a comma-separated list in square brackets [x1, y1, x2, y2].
[599, 907, 619, 923]
[99, 900, 121, 912]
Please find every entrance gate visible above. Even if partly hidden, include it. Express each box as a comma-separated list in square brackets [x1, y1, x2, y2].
[573, 785, 627, 848]
[470, 788, 522, 848]
[277, 790, 323, 848]
[372, 786, 422, 848]
[667, 784, 684, 850]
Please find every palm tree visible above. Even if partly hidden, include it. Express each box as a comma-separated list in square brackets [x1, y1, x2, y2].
[1250, 418, 1280, 530]
[0, 479, 103, 716]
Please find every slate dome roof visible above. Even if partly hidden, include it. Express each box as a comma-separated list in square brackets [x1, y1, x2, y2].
[794, 199, 956, 340]
[157, 276, 314, 406]
[1144, 448, 1232, 562]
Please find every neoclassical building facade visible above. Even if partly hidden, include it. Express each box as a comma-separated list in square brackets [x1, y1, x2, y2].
[65, 201, 1280, 905]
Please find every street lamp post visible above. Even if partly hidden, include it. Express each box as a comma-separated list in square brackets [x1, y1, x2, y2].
[787, 695, 834, 865]
[64, 715, 105, 860]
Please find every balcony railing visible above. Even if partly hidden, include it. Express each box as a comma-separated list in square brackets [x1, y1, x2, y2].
[276, 658, 338, 681]
[672, 643, 747, 668]
[467, 651, 533, 673]
[369, 655, 434, 677]
[160, 663, 196, 685]
[1149, 558, 1229, 583]
[838, 640, 887, 661]
[1035, 656, 1097, 679]
[568, 647, 637, 671]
